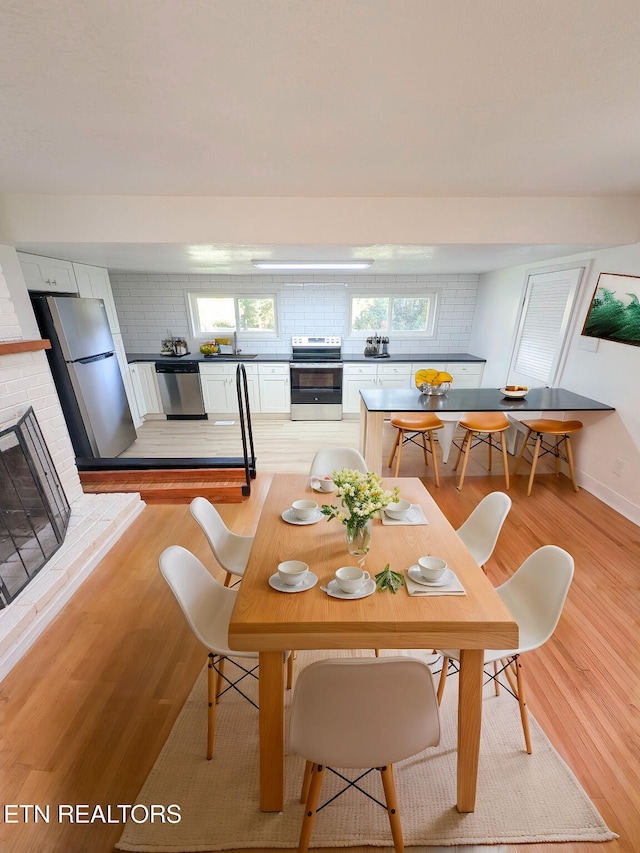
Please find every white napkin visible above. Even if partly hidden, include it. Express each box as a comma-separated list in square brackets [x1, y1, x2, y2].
[381, 504, 429, 525]
[405, 567, 466, 596]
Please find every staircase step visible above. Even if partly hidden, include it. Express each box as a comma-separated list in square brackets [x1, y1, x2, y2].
[79, 468, 249, 504]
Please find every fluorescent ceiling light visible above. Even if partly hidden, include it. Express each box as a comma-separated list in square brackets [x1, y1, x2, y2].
[251, 259, 373, 271]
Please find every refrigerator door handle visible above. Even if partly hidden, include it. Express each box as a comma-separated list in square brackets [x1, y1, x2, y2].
[75, 352, 115, 365]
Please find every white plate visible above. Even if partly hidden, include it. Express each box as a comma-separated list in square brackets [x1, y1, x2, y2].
[408, 565, 453, 587]
[323, 578, 376, 600]
[281, 508, 324, 525]
[499, 387, 528, 399]
[310, 478, 336, 493]
[268, 572, 318, 593]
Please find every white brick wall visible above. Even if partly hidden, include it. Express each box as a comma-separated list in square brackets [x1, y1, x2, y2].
[110, 272, 479, 355]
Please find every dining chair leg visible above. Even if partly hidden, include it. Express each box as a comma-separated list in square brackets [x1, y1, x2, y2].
[527, 434, 543, 496]
[224, 571, 233, 587]
[379, 764, 404, 853]
[388, 429, 402, 473]
[493, 660, 500, 695]
[565, 435, 579, 491]
[206, 653, 217, 760]
[514, 658, 532, 754]
[500, 431, 510, 489]
[300, 760, 313, 803]
[436, 657, 449, 704]
[428, 430, 440, 487]
[286, 650, 294, 690]
[298, 763, 324, 853]
[374, 648, 380, 657]
[216, 656, 226, 703]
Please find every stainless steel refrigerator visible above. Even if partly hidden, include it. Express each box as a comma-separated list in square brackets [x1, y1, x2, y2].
[32, 295, 137, 459]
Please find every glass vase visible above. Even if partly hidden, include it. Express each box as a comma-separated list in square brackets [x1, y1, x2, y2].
[346, 519, 372, 557]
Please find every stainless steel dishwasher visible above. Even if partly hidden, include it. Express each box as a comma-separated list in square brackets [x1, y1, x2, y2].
[155, 361, 206, 419]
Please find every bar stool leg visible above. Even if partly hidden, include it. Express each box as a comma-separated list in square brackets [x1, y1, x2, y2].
[487, 432, 493, 472]
[513, 427, 533, 475]
[453, 429, 470, 472]
[500, 431, 510, 489]
[456, 430, 474, 491]
[565, 435, 579, 491]
[393, 430, 404, 477]
[527, 433, 543, 496]
[387, 429, 402, 471]
[428, 430, 440, 487]
[420, 432, 429, 467]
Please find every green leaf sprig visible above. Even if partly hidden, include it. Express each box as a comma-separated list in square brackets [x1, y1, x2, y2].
[375, 563, 405, 594]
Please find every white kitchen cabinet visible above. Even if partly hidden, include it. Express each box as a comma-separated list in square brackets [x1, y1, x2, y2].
[18, 252, 78, 294]
[201, 362, 259, 414]
[343, 364, 378, 414]
[129, 362, 163, 416]
[375, 362, 413, 390]
[411, 361, 484, 389]
[258, 363, 290, 414]
[73, 262, 121, 333]
[113, 334, 142, 428]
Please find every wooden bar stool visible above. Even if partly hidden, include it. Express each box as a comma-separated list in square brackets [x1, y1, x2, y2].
[453, 412, 510, 492]
[513, 419, 583, 495]
[387, 412, 444, 484]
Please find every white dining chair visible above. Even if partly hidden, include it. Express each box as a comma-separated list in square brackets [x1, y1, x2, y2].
[159, 545, 293, 759]
[289, 656, 440, 852]
[190, 496, 254, 587]
[456, 491, 512, 572]
[309, 446, 368, 476]
[436, 544, 574, 753]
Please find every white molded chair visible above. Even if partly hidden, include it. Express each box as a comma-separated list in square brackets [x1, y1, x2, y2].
[309, 446, 368, 476]
[456, 491, 512, 572]
[436, 545, 574, 753]
[159, 545, 293, 759]
[289, 657, 440, 852]
[190, 496, 253, 586]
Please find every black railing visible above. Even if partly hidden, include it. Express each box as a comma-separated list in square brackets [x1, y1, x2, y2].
[235, 364, 256, 496]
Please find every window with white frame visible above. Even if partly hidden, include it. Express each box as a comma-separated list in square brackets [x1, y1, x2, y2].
[188, 293, 277, 339]
[349, 293, 438, 336]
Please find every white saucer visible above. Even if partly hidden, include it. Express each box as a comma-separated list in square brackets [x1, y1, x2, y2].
[408, 565, 452, 587]
[281, 508, 324, 525]
[324, 578, 376, 600]
[268, 571, 318, 593]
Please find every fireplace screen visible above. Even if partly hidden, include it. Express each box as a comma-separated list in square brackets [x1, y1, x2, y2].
[0, 407, 70, 608]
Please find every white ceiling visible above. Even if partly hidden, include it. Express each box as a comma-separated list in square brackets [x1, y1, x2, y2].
[2, 0, 640, 275]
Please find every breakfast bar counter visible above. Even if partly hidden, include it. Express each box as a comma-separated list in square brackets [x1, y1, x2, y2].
[359, 386, 615, 471]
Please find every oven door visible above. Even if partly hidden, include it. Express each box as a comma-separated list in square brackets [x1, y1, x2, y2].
[289, 362, 343, 420]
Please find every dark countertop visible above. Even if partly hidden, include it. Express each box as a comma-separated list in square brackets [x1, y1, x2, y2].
[360, 386, 615, 413]
[126, 351, 486, 364]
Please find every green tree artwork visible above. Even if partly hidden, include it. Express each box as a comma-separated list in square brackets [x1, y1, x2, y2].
[582, 274, 640, 347]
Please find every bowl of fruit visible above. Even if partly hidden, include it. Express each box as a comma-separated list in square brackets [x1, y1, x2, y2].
[416, 369, 453, 396]
[500, 385, 528, 399]
[199, 342, 219, 357]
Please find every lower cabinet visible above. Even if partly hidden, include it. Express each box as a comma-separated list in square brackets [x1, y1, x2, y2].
[343, 365, 378, 414]
[129, 363, 163, 417]
[200, 363, 259, 414]
[258, 363, 290, 414]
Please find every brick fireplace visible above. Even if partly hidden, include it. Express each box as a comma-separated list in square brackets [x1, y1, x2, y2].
[0, 261, 143, 680]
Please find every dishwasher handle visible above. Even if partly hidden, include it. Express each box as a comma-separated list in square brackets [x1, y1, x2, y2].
[155, 361, 199, 374]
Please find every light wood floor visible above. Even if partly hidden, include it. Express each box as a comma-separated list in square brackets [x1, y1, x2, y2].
[1, 421, 638, 852]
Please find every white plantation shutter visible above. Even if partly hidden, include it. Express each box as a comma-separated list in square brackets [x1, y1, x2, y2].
[509, 268, 583, 387]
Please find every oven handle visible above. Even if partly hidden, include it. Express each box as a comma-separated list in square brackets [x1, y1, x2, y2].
[290, 362, 343, 369]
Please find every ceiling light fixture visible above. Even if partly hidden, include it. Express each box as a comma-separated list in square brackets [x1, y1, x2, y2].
[251, 259, 373, 271]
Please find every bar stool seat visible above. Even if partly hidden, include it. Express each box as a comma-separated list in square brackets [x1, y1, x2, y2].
[453, 412, 510, 492]
[513, 418, 583, 495]
[388, 412, 444, 484]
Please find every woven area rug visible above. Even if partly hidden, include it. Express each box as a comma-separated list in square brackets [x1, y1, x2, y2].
[117, 649, 616, 851]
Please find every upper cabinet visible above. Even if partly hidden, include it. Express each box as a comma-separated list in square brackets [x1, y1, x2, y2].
[18, 252, 78, 294]
[72, 262, 120, 334]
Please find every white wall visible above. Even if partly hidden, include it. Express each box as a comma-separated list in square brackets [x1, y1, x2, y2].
[470, 243, 640, 525]
[110, 272, 479, 356]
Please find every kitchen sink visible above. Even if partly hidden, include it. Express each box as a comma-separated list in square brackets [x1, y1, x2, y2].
[216, 354, 258, 360]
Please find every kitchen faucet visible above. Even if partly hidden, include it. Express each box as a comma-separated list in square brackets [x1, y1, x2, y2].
[233, 331, 241, 355]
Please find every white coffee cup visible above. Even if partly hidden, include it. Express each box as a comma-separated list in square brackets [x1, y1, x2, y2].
[277, 560, 310, 586]
[335, 565, 370, 594]
[318, 475, 335, 492]
[292, 499, 318, 521]
[385, 499, 412, 519]
[417, 556, 447, 583]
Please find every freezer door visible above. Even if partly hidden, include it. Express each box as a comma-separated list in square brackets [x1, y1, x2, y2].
[68, 353, 136, 457]
[49, 296, 115, 361]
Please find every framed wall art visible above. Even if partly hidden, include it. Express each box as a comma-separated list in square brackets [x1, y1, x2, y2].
[581, 272, 640, 347]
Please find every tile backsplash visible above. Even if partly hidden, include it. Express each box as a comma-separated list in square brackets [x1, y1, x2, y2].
[110, 272, 478, 355]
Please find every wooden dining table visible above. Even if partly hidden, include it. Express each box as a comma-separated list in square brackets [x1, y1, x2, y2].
[228, 473, 519, 814]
